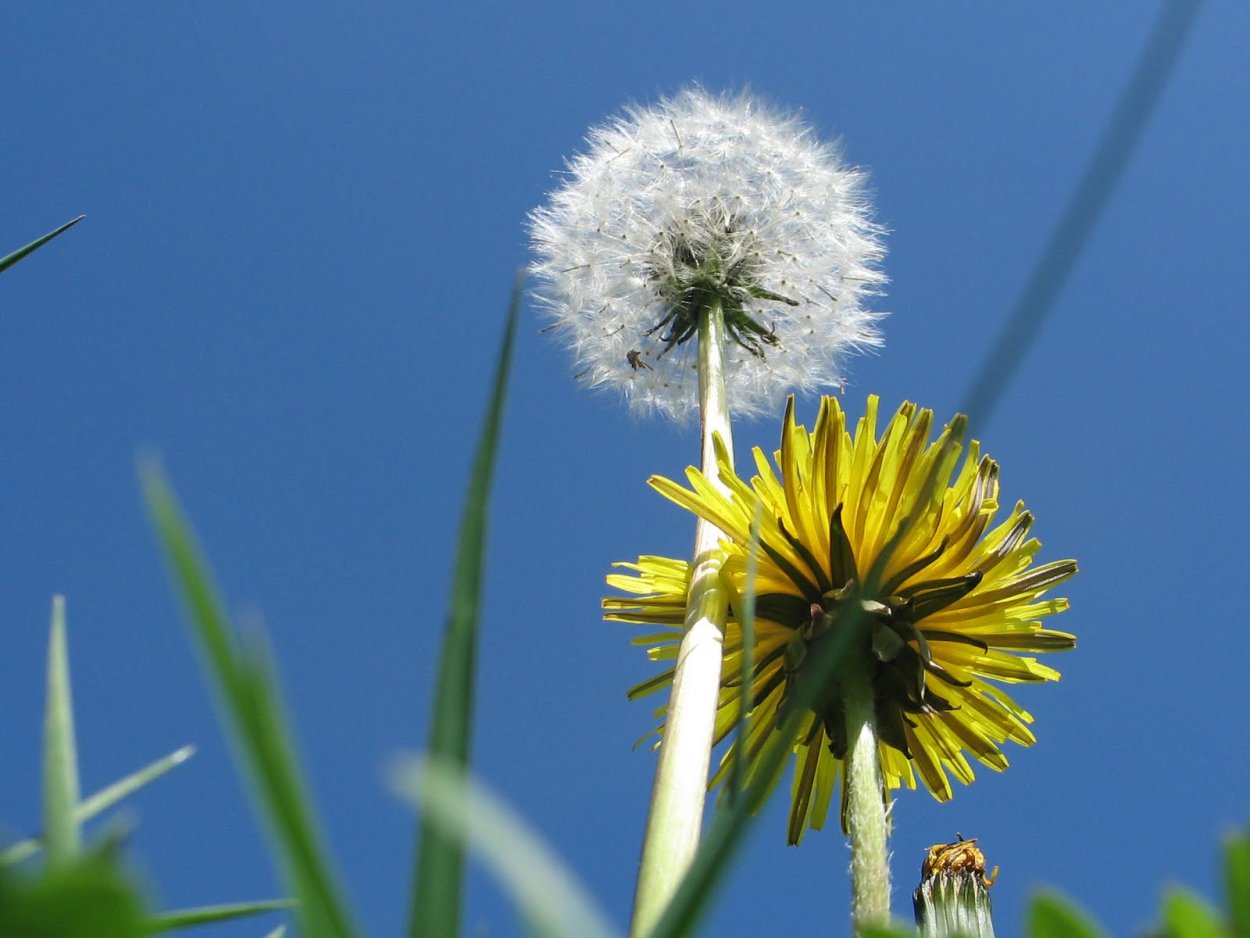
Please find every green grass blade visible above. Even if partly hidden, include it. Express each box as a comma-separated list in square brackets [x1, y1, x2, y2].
[1, 839, 42, 868]
[3, 745, 196, 867]
[1, 216, 85, 275]
[145, 898, 294, 932]
[959, 0, 1202, 430]
[42, 596, 82, 866]
[1026, 893, 1105, 938]
[858, 927, 916, 938]
[140, 466, 358, 938]
[391, 755, 620, 938]
[408, 278, 520, 938]
[725, 502, 761, 802]
[264, 926, 288, 938]
[77, 745, 197, 825]
[1161, 888, 1224, 938]
[1225, 825, 1250, 937]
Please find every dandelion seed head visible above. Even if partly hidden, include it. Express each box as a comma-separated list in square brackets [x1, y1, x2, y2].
[529, 87, 886, 421]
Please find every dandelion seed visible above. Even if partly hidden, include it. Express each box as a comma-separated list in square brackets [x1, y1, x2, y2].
[529, 87, 885, 420]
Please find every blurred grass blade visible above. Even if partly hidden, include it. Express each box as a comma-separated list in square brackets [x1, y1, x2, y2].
[141, 466, 358, 938]
[78, 745, 197, 824]
[392, 755, 620, 938]
[1226, 825, 1250, 936]
[1, 216, 85, 274]
[145, 898, 294, 932]
[726, 502, 761, 802]
[960, 0, 1202, 431]
[1, 838, 42, 867]
[409, 278, 520, 937]
[265, 928, 288, 938]
[2, 745, 196, 866]
[1161, 888, 1224, 938]
[42, 596, 82, 866]
[1026, 893, 1105, 938]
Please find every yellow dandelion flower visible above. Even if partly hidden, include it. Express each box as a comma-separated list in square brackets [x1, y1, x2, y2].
[605, 395, 1077, 844]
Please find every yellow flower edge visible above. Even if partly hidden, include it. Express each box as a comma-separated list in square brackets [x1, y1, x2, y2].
[605, 394, 1077, 844]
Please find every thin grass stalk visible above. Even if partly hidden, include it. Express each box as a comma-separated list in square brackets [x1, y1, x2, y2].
[41, 596, 81, 866]
[408, 281, 519, 937]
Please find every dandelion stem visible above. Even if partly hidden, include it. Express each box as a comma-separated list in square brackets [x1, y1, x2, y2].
[629, 300, 734, 938]
[844, 662, 891, 929]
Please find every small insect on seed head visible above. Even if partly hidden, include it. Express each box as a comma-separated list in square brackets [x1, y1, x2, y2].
[626, 349, 652, 371]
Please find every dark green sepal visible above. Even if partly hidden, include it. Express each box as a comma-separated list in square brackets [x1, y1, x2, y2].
[920, 630, 990, 653]
[827, 505, 859, 588]
[752, 592, 813, 630]
[778, 520, 833, 594]
[902, 572, 984, 619]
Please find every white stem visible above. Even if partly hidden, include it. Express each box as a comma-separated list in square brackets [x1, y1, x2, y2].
[629, 303, 734, 938]
[844, 665, 891, 929]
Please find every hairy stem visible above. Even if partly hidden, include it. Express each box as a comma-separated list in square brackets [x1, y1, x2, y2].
[844, 664, 891, 929]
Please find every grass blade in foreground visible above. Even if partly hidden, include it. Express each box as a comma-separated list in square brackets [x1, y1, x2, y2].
[42, 596, 82, 866]
[1226, 825, 1250, 936]
[141, 466, 357, 938]
[959, 0, 1203, 430]
[1026, 894, 1104, 938]
[145, 898, 295, 932]
[1, 216, 85, 275]
[3, 745, 197, 867]
[1161, 889, 1224, 938]
[408, 279, 519, 938]
[77, 745, 196, 827]
[392, 755, 620, 938]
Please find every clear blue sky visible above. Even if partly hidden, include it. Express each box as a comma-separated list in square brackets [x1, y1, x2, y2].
[3, 3, 1247, 935]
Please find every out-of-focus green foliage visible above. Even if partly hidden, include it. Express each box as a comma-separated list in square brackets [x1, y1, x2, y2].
[0, 853, 147, 938]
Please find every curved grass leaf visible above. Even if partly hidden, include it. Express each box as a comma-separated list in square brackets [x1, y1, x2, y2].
[141, 467, 358, 938]
[42, 596, 82, 867]
[3, 746, 196, 867]
[1, 216, 85, 275]
[145, 898, 294, 932]
[408, 278, 520, 938]
[392, 755, 619, 938]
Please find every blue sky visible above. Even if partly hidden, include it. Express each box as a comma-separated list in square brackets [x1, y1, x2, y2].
[3, 3, 1248, 935]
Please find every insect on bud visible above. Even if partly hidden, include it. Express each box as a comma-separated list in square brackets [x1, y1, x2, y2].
[914, 835, 999, 938]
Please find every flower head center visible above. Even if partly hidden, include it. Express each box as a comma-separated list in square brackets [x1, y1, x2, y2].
[644, 199, 798, 359]
[777, 522, 986, 761]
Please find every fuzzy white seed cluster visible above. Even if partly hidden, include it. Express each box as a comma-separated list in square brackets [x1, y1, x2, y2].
[529, 87, 887, 421]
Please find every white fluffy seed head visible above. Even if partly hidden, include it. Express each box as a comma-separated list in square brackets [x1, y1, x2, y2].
[529, 87, 887, 422]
